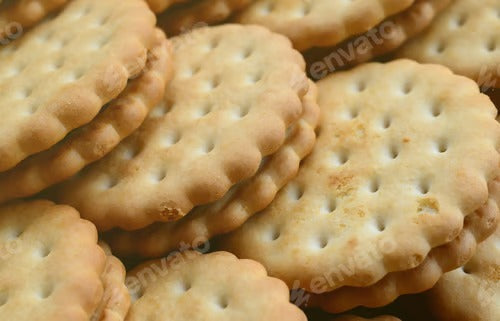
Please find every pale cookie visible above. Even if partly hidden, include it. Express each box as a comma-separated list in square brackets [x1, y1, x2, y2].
[145, 0, 189, 13]
[234, 0, 416, 51]
[306, 0, 452, 80]
[0, 0, 156, 172]
[309, 178, 500, 313]
[104, 81, 319, 258]
[332, 316, 401, 321]
[49, 24, 308, 231]
[91, 242, 130, 321]
[218, 59, 500, 293]
[0, 200, 106, 320]
[426, 185, 500, 321]
[0, 29, 172, 204]
[0, 0, 68, 41]
[398, 0, 500, 89]
[125, 251, 307, 321]
[158, 0, 252, 36]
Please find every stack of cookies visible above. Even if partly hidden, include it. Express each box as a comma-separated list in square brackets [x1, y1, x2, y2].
[0, 0, 498, 320]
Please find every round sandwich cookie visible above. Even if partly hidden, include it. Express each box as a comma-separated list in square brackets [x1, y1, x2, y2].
[49, 24, 309, 232]
[427, 185, 500, 321]
[397, 0, 500, 90]
[104, 80, 319, 258]
[125, 251, 307, 321]
[309, 178, 499, 312]
[0, 0, 157, 172]
[0, 28, 173, 204]
[305, 0, 452, 80]
[234, 0, 416, 51]
[218, 59, 500, 294]
[0, 200, 128, 321]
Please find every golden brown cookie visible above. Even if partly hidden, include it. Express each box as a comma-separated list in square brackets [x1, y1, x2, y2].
[0, 0, 157, 172]
[235, 0, 416, 51]
[0, 200, 106, 320]
[0, 29, 173, 203]
[218, 59, 500, 293]
[398, 0, 500, 89]
[104, 80, 319, 258]
[305, 0, 452, 80]
[49, 24, 309, 231]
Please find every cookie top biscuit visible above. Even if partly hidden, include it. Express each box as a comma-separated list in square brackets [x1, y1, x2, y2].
[310, 178, 500, 312]
[0, 0, 157, 172]
[125, 251, 307, 321]
[219, 59, 500, 293]
[398, 0, 500, 89]
[0, 200, 106, 320]
[50, 24, 308, 231]
[235, 0, 415, 50]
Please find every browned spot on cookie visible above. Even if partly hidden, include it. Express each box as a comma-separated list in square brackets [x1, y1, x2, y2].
[417, 197, 439, 215]
[344, 206, 366, 218]
[334, 123, 367, 142]
[158, 202, 184, 221]
[329, 173, 354, 196]
[403, 137, 410, 143]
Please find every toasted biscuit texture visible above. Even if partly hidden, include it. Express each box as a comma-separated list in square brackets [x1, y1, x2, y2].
[398, 0, 500, 89]
[235, 0, 416, 51]
[125, 251, 307, 321]
[0, 200, 106, 321]
[0, 29, 172, 203]
[310, 178, 500, 312]
[427, 180, 500, 321]
[218, 60, 500, 293]
[0, 0, 157, 172]
[50, 24, 308, 231]
[104, 81, 319, 258]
